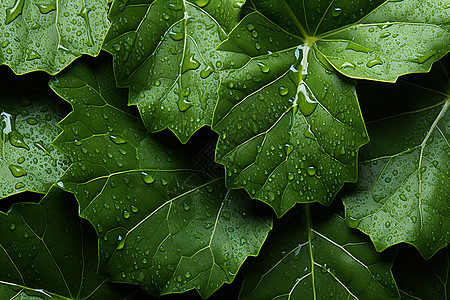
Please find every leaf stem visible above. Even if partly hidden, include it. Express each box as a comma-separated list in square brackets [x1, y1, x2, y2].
[305, 204, 317, 300]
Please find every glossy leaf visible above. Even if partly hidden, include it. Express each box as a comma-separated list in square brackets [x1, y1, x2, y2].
[341, 62, 449, 259]
[50, 56, 272, 299]
[0, 187, 142, 300]
[212, 0, 449, 216]
[103, 0, 245, 143]
[240, 205, 400, 299]
[0, 0, 110, 75]
[393, 246, 449, 299]
[0, 76, 69, 199]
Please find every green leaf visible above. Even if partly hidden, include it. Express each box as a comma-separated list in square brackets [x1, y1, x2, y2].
[0, 187, 142, 300]
[0, 77, 69, 199]
[50, 55, 273, 299]
[239, 204, 400, 299]
[212, 0, 449, 216]
[0, 0, 110, 75]
[394, 246, 449, 299]
[341, 61, 449, 259]
[103, 0, 245, 143]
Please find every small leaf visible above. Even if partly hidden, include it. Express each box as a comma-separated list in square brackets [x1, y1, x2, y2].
[0, 0, 110, 75]
[0, 76, 69, 199]
[103, 0, 244, 143]
[393, 246, 449, 299]
[212, 0, 449, 216]
[50, 55, 273, 299]
[239, 205, 400, 299]
[0, 188, 141, 299]
[341, 61, 449, 259]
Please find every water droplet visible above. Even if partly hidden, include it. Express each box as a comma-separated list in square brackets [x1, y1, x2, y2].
[366, 59, 383, 68]
[117, 238, 126, 250]
[297, 89, 317, 116]
[345, 42, 372, 54]
[169, 29, 184, 41]
[257, 62, 270, 73]
[331, 7, 342, 17]
[123, 211, 131, 219]
[409, 49, 437, 64]
[285, 143, 294, 156]
[9, 165, 26, 178]
[200, 65, 214, 79]
[9, 131, 29, 150]
[385, 221, 391, 228]
[9, 223, 15, 231]
[279, 86, 289, 96]
[26, 118, 38, 125]
[35, 3, 56, 14]
[110, 135, 127, 144]
[182, 53, 201, 73]
[346, 216, 361, 228]
[372, 194, 384, 203]
[339, 61, 356, 69]
[141, 172, 155, 184]
[5, 0, 25, 25]
[306, 166, 316, 176]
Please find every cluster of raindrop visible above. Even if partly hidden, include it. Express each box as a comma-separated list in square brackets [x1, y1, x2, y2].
[1, 98, 68, 198]
[1, 0, 108, 74]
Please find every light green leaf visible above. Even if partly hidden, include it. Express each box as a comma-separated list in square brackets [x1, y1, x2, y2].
[239, 204, 400, 300]
[0, 76, 69, 199]
[341, 61, 449, 259]
[0, 0, 110, 75]
[50, 55, 272, 299]
[0, 187, 142, 300]
[103, 0, 245, 143]
[212, 0, 449, 216]
[393, 246, 449, 299]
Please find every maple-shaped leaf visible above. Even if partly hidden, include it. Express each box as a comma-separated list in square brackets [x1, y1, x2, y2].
[0, 70, 69, 199]
[212, 0, 449, 216]
[0, 0, 110, 75]
[0, 187, 142, 300]
[240, 205, 400, 299]
[341, 60, 449, 259]
[50, 55, 272, 299]
[103, 0, 245, 143]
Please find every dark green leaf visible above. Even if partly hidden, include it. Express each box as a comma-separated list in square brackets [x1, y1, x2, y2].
[50, 55, 272, 299]
[0, 0, 110, 75]
[0, 78, 69, 199]
[240, 205, 400, 299]
[341, 61, 449, 259]
[103, 0, 245, 143]
[0, 187, 141, 299]
[212, 0, 449, 216]
[394, 246, 449, 299]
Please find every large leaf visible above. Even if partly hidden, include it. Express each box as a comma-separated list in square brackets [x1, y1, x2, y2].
[103, 0, 245, 143]
[0, 72, 69, 199]
[0, 0, 110, 75]
[50, 55, 272, 299]
[239, 204, 400, 299]
[341, 61, 449, 259]
[0, 187, 142, 299]
[212, 0, 449, 216]
[393, 246, 449, 299]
